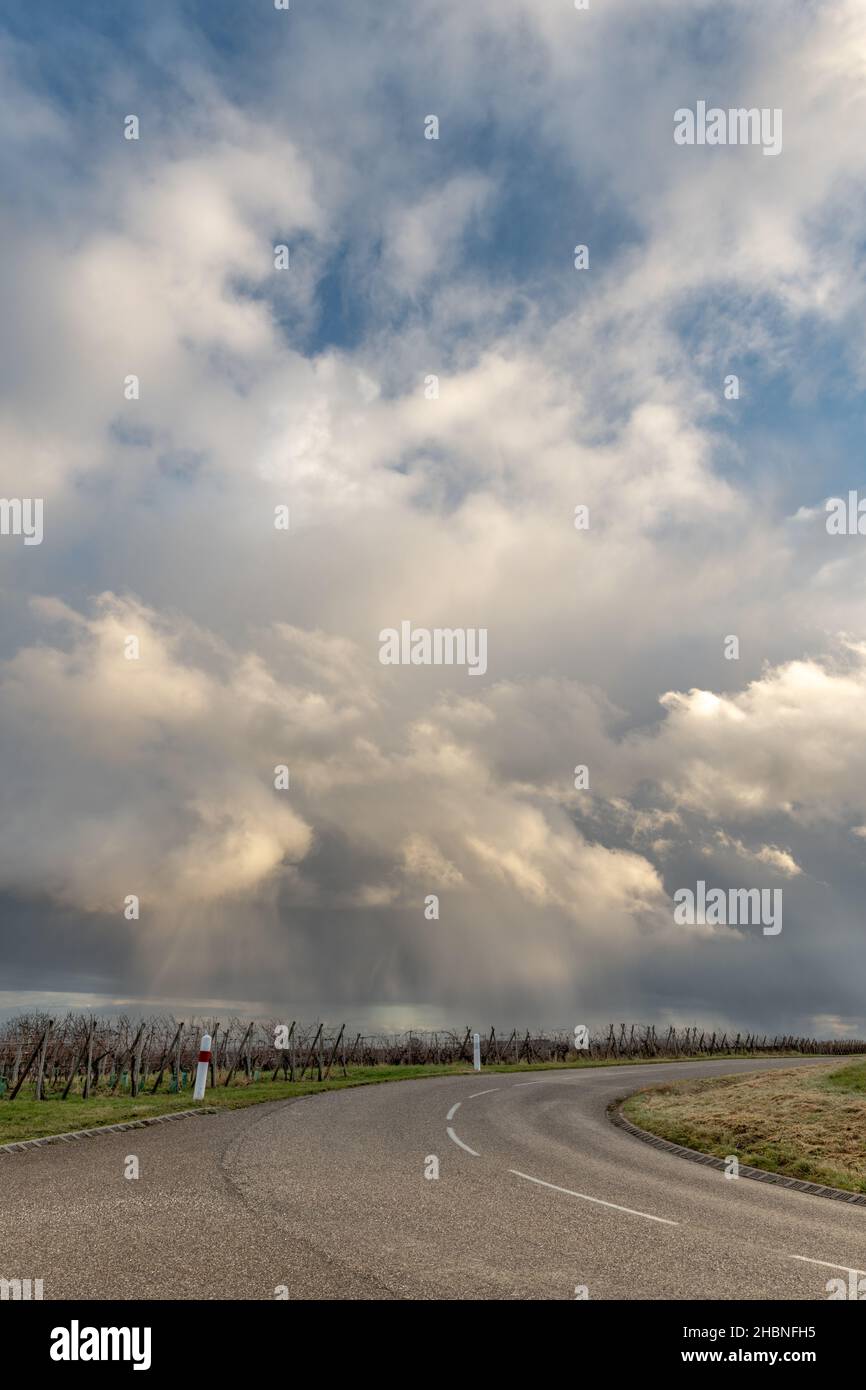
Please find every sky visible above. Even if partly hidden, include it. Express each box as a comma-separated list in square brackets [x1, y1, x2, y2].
[1, 0, 866, 1036]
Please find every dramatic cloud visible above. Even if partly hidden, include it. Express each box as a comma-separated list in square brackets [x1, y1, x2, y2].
[636, 645, 866, 825]
[2, 0, 866, 1033]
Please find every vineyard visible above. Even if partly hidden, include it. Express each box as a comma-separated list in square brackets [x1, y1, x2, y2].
[1, 1013, 863, 1100]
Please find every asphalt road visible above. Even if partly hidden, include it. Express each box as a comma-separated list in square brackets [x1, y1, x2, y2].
[3, 1056, 865, 1300]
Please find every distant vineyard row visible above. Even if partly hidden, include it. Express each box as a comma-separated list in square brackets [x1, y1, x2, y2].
[1, 1013, 862, 1099]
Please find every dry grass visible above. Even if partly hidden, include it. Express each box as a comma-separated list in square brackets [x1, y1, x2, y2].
[622, 1060, 866, 1192]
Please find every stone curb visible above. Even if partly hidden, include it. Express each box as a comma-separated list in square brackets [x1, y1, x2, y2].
[608, 1101, 866, 1205]
[0, 1106, 218, 1155]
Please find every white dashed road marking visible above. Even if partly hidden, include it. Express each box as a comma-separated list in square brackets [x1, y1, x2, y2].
[508, 1168, 680, 1226]
[445, 1086, 678, 1220]
[447, 1126, 480, 1157]
[790, 1254, 866, 1276]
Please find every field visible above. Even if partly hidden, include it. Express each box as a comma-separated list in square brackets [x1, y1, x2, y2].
[622, 1059, 866, 1192]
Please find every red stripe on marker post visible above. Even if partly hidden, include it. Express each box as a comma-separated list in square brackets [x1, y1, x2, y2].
[193, 1033, 212, 1101]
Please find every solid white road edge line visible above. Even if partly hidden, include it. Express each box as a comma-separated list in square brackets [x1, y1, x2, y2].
[447, 1126, 480, 1157]
[508, 1168, 680, 1226]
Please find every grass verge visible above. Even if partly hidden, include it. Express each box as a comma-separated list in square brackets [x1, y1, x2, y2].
[0, 1050, 817, 1146]
[622, 1058, 866, 1192]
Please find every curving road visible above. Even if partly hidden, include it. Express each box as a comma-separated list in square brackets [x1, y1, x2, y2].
[4, 1056, 865, 1300]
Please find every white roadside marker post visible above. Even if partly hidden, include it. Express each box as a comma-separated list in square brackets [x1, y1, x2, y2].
[193, 1032, 212, 1101]
[473, 1032, 481, 1071]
